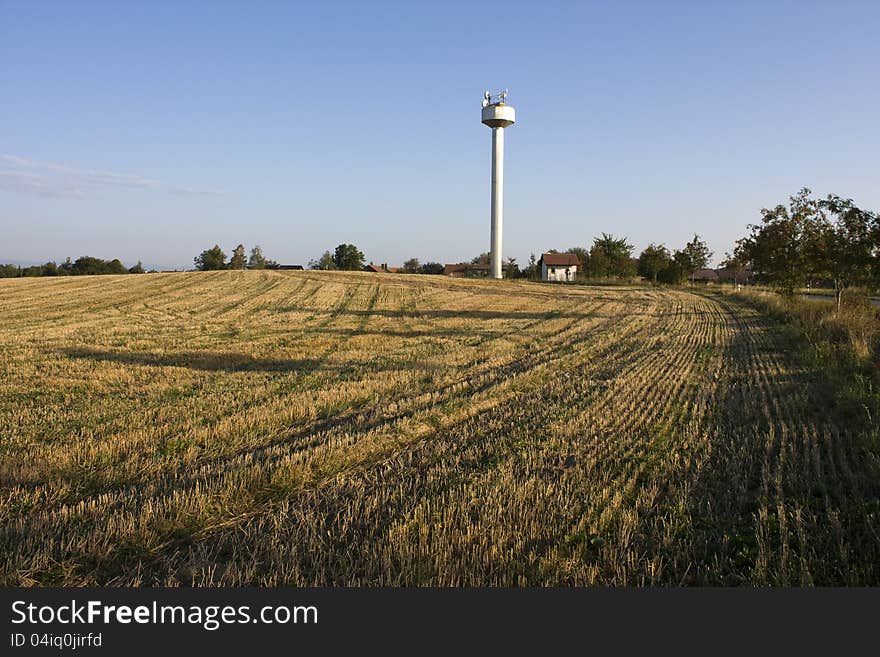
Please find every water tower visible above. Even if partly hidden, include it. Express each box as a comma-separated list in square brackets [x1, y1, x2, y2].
[481, 89, 515, 279]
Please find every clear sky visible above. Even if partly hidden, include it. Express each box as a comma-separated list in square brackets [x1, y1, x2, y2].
[2, 1, 879, 270]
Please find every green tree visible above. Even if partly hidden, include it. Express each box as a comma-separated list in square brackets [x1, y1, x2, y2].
[68, 256, 122, 275]
[0, 264, 19, 278]
[637, 244, 672, 284]
[246, 245, 279, 269]
[673, 249, 691, 275]
[194, 245, 228, 271]
[420, 262, 443, 275]
[657, 260, 686, 284]
[589, 233, 635, 278]
[129, 261, 145, 274]
[524, 253, 539, 280]
[471, 252, 490, 265]
[566, 247, 590, 274]
[403, 257, 421, 273]
[332, 244, 365, 271]
[719, 251, 749, 286]
[108, 259, 128, 274]
[70, 256, 103, 275]
[810, 195, 879, 313]
[587, 247, 610, 278]
[677, 234, 714, 282]
[736, 189, 819, 295]
[229, 244, 247, 270]
[505, 257, 519, 278]
[40, 261, 61, 276]
[248, 245, 267, 269]
[309, 250, 336, 270]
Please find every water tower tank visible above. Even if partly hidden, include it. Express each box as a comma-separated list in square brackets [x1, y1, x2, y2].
[481, 103, 516, 128]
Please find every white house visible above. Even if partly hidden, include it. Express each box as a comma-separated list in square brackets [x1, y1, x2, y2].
[539, 252, 580, 282]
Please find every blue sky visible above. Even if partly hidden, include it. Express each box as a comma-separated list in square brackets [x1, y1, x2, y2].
[2, 1, 879, 270]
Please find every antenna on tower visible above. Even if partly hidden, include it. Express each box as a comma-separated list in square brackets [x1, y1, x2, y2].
[483, 89, 509, 107]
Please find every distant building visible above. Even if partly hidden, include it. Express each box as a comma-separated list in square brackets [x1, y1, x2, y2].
[539, 253, 579, 282]
[444, 263, 485, 277]
[443, 262, 514, 278]
[363, 263, 399, 273]
[691, 268, 719, 283]
[715, 265, 753, 285]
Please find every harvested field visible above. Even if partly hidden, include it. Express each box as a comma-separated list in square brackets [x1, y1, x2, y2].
[1, 270, 878, 585]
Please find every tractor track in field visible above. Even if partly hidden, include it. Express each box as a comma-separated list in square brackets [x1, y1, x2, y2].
[2, 273, 878, 586]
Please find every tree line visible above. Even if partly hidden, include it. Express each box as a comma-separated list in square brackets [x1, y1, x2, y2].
[528, 188, 879, 305]
[730, 188, 880, 311]
[493, 233, 711, 283]
[0, 256, 146, 278]
[193, 244, 279, 270]
[636, 234, 713, 284]
[307, 244, 366, 271]
[188, 191, 880, 296]
[304, 244, 441, 274]
[9, 189, 876, 297]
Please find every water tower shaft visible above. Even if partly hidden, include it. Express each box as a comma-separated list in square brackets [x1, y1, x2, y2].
[481, 90, 516, 280]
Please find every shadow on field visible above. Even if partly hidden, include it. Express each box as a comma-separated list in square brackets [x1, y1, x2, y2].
[61, 347, 325, 373]
[664, 312, 880, 585]
[308, 309, 607, 321]
[318, 326, 503, 339]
